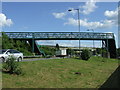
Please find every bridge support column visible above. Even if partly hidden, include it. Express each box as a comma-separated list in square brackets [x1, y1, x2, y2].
[104, 39, 116, 58]
[32, 32, 35, 53]
[107, 39, 117, 58]
[32, 38, 34, 53]
[106, 39, 110, 58]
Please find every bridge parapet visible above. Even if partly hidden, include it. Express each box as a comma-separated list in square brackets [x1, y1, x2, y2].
[4, 32, 114, 40]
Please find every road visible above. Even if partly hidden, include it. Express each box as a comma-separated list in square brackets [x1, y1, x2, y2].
[22, 57, 63, 62]
[0, 57, 68, 63]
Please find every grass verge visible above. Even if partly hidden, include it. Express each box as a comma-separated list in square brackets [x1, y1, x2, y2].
[2, 56, 118, 88]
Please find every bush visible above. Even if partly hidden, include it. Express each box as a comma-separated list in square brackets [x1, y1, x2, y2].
[81, 49, 91, 60]
[3, 56, 22, 75]
[101, 49, 110, 58]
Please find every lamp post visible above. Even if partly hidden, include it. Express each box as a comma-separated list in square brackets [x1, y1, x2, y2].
[87, 29, 95, 49]
[68, 9, 81, 57]
[119, 1, 120, 48]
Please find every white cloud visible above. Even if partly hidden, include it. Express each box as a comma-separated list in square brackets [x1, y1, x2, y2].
[79, 0, 98, 15]
[67, 0, 98, 15]
[104, 9, 118, 19]
[38, 40, 56, 46]
[104, 8, 118, 25]
[53, 1, 118, 30]
[0, 13, 13, 27]
[52, 12, 66, 19]
[38, 40, 101, 48]
[64, 18, 78, 26]
[64, 5, 118, 29]
[53, 0, 98, 19]
[65, 6, 119, 29]
[64, 18, 115, 29]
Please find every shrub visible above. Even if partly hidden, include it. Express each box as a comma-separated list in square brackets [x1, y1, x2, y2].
[3, 56, 22, 75]
[101, 49, 110, 58]
[81, 49, 91, 60]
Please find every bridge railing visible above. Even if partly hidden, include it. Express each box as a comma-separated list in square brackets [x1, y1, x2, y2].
[4, 32, 114, 40]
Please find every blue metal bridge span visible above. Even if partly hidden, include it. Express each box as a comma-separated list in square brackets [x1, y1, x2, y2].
[5, 32, 114, 40]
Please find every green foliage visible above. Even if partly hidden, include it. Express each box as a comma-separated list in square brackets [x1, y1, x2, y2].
[96, 48, 102, 54]
[67, 48, 75, 56]
[81, 49, 91, 60]
[2, 32, 32, 56]
[40, 45, 56, 56]
[101, 49, 110, 58]
[117, 48, 120, 57]
[2, 33, 14, 49]
[3, 56, 22, 75]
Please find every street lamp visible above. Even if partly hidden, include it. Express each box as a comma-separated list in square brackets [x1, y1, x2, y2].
[68, 9, 81, 57]
[87, 29, 95, 50]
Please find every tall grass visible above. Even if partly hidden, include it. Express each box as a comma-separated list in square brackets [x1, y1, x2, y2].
[2, 57, 118, 88]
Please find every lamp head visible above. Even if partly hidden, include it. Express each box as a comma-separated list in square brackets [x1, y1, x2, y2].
[68, 9, 72, 11]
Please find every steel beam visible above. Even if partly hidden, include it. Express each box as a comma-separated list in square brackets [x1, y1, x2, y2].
[4, 32, 114, 40]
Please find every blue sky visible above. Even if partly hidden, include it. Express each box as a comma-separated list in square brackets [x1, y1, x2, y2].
[1, 1, 119, 47]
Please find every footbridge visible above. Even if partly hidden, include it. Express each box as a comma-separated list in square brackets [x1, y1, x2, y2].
[4, 32, 117, 58]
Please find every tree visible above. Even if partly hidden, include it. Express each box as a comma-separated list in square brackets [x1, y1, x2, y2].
[2, 32, 14, 49]
[96, 48, 102, 54]
[2, 32, 32, 56]
[81, 49, 91, 60]
[56, 43, 60, 51]
[67, 48, 75, 56]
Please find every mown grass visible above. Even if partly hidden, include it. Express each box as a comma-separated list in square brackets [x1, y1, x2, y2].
[2, 56, 118, 88]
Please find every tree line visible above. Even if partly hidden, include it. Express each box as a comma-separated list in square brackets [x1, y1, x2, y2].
[2, 33, 32, 56]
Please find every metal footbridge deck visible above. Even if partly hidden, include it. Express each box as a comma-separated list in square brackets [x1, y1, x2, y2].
[4, 32, 114, 40]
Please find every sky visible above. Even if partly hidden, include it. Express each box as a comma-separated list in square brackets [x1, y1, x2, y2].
[0, 0, 119, 48]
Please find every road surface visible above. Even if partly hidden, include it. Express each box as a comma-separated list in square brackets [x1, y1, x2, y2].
[22, 57, 62, 62]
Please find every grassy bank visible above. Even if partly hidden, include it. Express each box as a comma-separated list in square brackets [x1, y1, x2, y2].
[2, 57, 118, 88]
